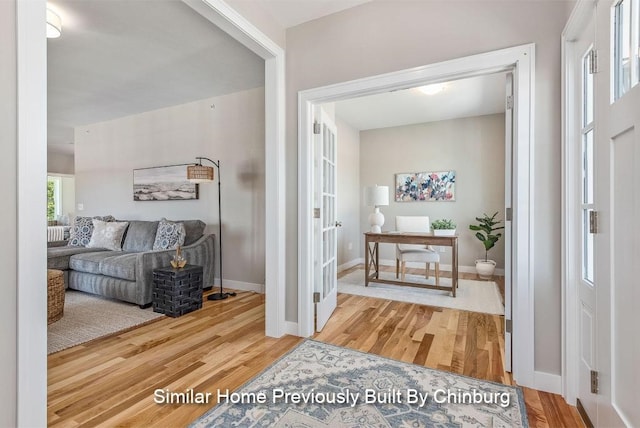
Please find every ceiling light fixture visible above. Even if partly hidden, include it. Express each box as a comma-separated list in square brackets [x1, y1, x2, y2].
[417, 83, 446, 95]
[47, 8, 62, 38]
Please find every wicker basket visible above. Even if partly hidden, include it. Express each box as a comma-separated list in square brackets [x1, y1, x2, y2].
[47, 269, 65, 324]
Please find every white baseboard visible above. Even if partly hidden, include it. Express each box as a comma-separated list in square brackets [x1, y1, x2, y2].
[342, 258, 505, 276]
[284, 321, 299, 336]
[211, 278, 264, 294]
[338, 258, 362, 273]
[534, 371, 562, 394]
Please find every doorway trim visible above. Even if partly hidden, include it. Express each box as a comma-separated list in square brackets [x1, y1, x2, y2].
[184, 0, 287, 339]
[298, 44, 537, 388]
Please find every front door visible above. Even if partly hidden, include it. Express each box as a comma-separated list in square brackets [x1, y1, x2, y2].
[594, 0, 640, 425]
[313, 107, 338, 331]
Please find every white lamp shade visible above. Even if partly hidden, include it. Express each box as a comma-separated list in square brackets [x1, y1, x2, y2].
[365, 185, 389, 207]
[47, 9, 62, 38]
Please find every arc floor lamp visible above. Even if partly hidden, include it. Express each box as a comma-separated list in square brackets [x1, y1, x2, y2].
[187, 157, 236, 301]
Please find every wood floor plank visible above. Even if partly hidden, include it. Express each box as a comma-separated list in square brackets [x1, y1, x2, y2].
[48, 271, 582, 427]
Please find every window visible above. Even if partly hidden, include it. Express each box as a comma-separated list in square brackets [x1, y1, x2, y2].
[581, 49, 595, 285]
[613, 0, 640, 100]
[47, 176, 62, 221]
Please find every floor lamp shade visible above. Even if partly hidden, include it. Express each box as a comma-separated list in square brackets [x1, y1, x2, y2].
[187, 164, 214, 183]
[365, 185, 389, 233]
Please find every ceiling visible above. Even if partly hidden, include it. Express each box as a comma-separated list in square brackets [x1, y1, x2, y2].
[47, 0, 265, 155]
[334, 73, 507, 131]
[256, 0, 373, 28]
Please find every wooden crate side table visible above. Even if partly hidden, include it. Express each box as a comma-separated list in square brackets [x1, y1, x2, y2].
[47, 269, 65, 324]
[152, 264, 203, 317]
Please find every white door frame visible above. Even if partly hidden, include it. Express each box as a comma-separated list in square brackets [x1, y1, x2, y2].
[183, 0, 286, 339]
[298, 44, 537, 388]
[16, 0, 286, 424]
[561, 0, 596, 405]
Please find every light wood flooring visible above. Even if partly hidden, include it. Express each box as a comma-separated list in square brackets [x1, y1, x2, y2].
[48, 268, 583, 427]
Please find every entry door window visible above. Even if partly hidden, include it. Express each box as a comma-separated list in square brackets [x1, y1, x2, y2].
[582, 49, 595, 284]
[613, 0, 639, 100]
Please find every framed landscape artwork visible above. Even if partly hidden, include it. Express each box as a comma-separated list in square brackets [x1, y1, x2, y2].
[133, 165, 198, 201]
[395, 171, 456, 202]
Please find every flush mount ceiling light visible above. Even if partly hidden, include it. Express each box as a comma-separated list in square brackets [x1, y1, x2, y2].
[47, 8, 62, 38]
[417, 83, 447, 95]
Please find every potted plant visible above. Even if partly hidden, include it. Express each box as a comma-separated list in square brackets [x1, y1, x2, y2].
[431, 218, 456, 236]
[469, 212, 504, 279]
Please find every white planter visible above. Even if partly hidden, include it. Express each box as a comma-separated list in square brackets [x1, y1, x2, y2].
[433, 229, 456, 236]
[475, 259, 496, 279]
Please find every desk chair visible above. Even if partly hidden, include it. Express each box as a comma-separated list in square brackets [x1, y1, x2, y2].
[395, 216, 440, 285]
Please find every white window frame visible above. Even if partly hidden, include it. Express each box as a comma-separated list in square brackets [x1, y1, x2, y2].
[611, 0, 640, 101]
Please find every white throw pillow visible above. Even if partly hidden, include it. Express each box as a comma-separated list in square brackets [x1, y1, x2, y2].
[87, 219, 129, 251]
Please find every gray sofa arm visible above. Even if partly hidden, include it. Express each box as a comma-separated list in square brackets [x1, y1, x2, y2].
[135, 234, 216, 305]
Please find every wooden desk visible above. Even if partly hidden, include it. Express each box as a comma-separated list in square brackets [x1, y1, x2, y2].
[364, 232, 459, 297]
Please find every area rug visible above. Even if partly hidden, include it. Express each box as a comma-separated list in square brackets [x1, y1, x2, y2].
[191, 340, 528, 427]
[47, 290, 164, 354]
[338, 269, 504, 315]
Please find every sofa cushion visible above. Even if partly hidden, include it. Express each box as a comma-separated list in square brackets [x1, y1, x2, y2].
[122, 221, 159, 252]
[68, 215, 116, 247]
[99, 253, 138, 281]
[153, 219, 186, 250]
[69, 252, 117, 275]
[178, 220, 206, 246]
[87, 220, 129, 251]
[47, 246, 109, 270]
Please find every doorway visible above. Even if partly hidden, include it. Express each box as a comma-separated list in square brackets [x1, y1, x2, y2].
[298, 44, 537, 388]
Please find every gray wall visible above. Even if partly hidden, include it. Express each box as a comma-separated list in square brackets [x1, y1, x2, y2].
[48, 151, 74, 174]
[359, 114, 506, 269]
[0, 1, 18, 424]
[285, 1, 571, 375]
[335, 117, 361, 266]
[75, 87, 266, 286]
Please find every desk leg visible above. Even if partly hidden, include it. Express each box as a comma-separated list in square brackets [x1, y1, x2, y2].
[365, 239, 370, 287]
[375, 243, 379, 279]
[452, 240, 458, 297]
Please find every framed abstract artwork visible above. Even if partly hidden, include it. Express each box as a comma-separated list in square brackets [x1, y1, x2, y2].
[395, 171, 456, 202]
[133, 165, 198, 201]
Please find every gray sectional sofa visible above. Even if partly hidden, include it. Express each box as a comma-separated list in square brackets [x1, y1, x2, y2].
[47, 219, 215, 308]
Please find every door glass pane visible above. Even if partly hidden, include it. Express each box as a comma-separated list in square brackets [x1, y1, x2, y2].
[614, 0, 631, 99]
[583, 130, 594, 204]
[582, 51, 593, 126]
[583, 209, 595, 285]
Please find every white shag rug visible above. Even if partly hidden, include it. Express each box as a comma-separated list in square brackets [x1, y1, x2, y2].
[338, 269, 504, 315]
[48, 290, 164, 354]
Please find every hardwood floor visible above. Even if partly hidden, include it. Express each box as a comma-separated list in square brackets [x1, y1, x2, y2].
[48, 273, 583, 427]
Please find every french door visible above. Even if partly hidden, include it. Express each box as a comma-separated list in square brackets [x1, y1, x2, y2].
[313, 107, 338, 331]
[572, 9, 598, 423]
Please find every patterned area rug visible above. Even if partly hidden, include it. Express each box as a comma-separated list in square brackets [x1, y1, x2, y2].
[339, 269, 504, 315]
[48, 290, 164, 354]
[191, 340, 528, 427]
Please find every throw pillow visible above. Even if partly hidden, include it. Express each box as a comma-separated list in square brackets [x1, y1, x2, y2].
[152, 219, 186, 251]
[87, 219, 129, 251]
[67, 215, 116, 247]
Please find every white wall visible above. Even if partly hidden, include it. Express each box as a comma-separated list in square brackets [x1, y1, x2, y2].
[285, 1, 571, 375]
[0, 1, 18, 424]
[359, 114, 506, 269]
[335, 117, 361, 267]
[47, 151, 74, 174]
[75, 87, 266, 286]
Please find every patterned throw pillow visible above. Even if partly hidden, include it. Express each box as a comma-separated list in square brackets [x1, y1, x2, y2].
[67, 215, 116, 247]
[152, 219, 186, 251]
[87, 219, 129, 251]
